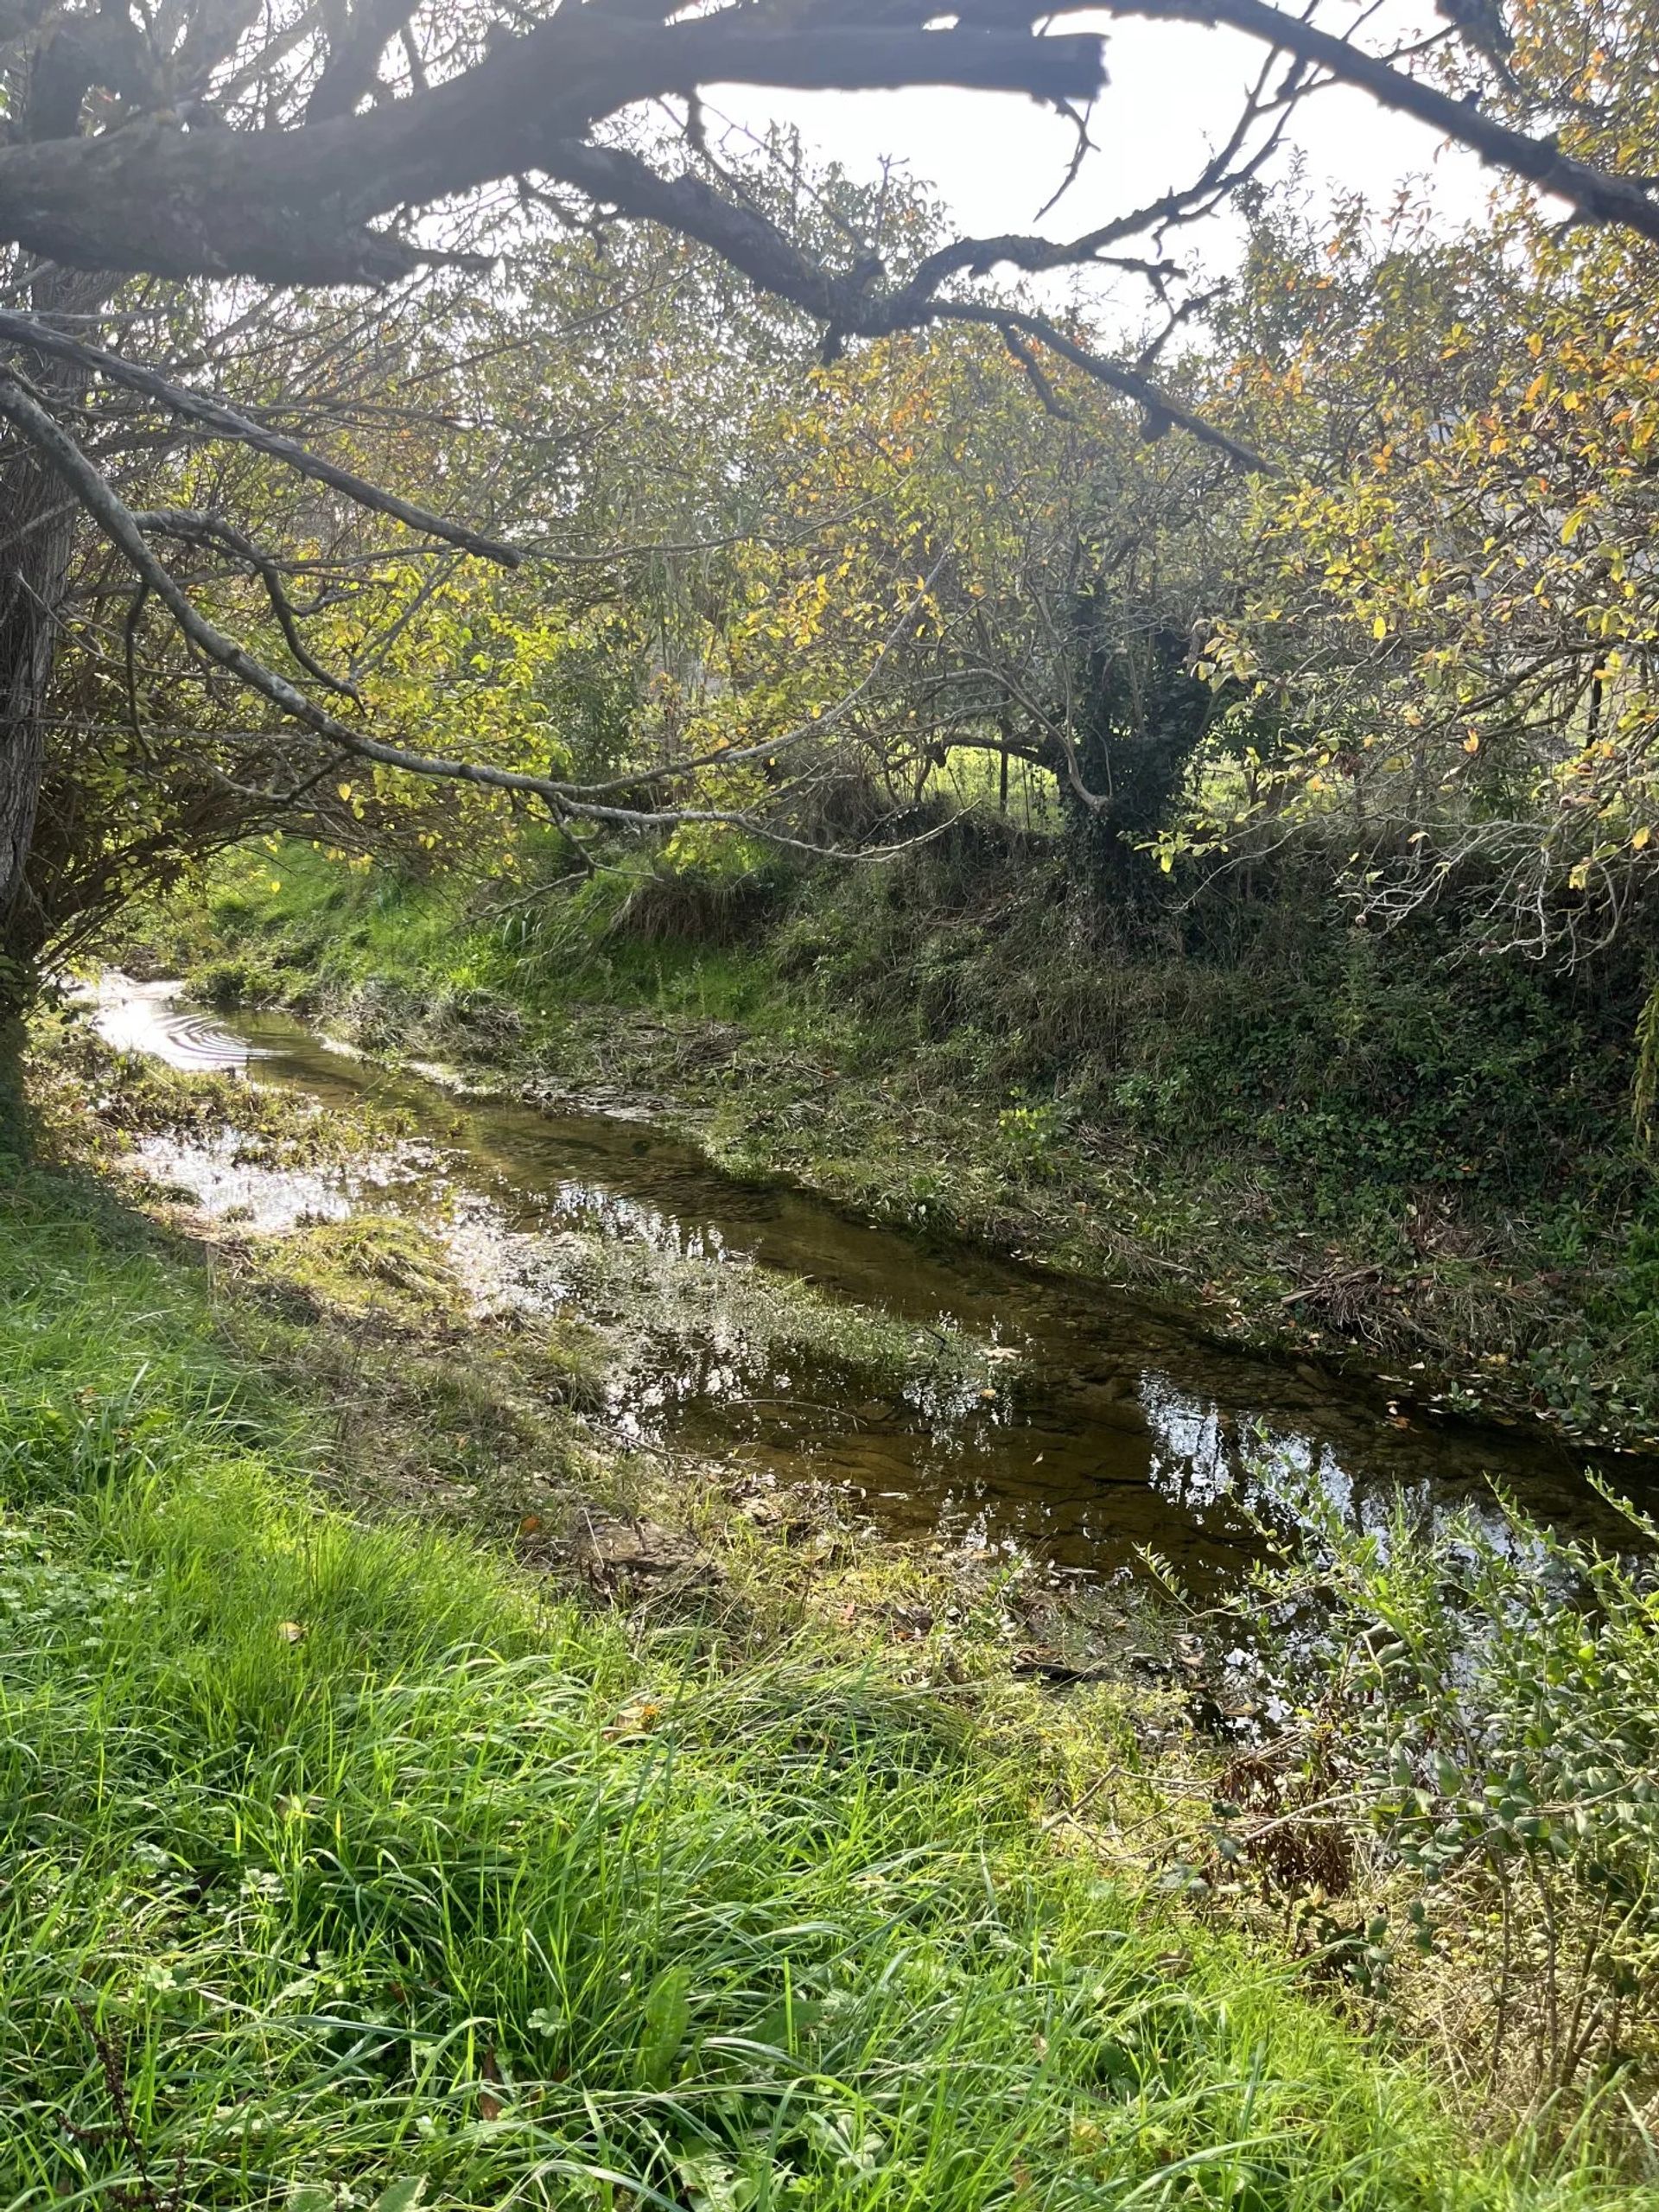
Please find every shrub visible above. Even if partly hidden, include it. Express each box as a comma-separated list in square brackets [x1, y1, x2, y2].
[1221, 1476, 1659, 2121]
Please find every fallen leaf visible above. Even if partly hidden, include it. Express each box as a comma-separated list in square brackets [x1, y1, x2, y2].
[373, 2184, 428, 2212]
[604, 1699, 663, 1741]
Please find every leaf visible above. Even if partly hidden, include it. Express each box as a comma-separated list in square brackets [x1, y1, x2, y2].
[1635, 826, 1652, 852]
[639, 1961, 694, 2088]
[677, 2150, 746, 2212]
[373, 2185, 428, 2212]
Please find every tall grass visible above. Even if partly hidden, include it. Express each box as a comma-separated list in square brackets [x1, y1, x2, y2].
[1, 1165, 1643, 2207]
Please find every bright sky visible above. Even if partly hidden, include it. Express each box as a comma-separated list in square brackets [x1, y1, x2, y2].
[716, 6, 1495, 307]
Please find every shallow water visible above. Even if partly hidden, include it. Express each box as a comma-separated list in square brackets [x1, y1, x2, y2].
[94, 975, 1648, 1585]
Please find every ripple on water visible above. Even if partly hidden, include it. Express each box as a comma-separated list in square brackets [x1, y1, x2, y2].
[88, 975, 269, 1072]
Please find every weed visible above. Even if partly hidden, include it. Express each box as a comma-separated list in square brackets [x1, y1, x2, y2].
[1220, 1478, 1659, 2132]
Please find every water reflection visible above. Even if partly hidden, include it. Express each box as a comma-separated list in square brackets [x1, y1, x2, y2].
[91, 975, 268, 1071]
[91, 975, 1653, 1585]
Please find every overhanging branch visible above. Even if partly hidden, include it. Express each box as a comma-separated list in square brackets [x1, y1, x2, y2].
[0, 15, 1109, 282]
[0, 309, 522, 566]
[1106, 0, 1659, 244]
[0, 371, 963, 863]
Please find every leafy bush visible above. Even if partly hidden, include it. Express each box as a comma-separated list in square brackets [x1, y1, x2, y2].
[1222, 1478, 1659, 2119]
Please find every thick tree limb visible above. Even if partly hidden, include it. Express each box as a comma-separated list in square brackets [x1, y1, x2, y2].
[305, 0, 419, 123]
[0, 0, 1656, 289]
[1107, 0, 1659, 242]
[539, 141, 1266, 466]
[0, 16, 1108, 281]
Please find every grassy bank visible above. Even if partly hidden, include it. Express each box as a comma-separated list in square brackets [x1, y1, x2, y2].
[6, 1065, 1641, 2204]
[118, 836, 1659, 1448]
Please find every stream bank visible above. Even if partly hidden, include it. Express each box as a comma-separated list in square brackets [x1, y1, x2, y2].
[67, 975, 1647, 1596]
[19, 982, 1659, 2184]
[113, 839, 1659, 1455]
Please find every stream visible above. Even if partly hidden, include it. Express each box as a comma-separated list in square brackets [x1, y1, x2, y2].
[95, 975, 1645, 1587]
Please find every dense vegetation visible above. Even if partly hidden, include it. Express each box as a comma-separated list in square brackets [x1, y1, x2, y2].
[18, 0, 1659, 2196]
[8, 1033, 1659, 2208]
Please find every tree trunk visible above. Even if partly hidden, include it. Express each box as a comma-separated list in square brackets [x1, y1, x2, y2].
[0, 1010, 25, 1157]
[1060, 618, 1212, 914]
[0, 262, 111, 1011]
[0, 441, 74, 1006]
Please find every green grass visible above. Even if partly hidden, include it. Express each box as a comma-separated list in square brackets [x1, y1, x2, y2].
[1, 1152, 1647, 2205]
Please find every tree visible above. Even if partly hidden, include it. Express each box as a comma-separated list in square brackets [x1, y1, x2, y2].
[10, 0, 1659, 1006]
[1179, 137, 1659, 962]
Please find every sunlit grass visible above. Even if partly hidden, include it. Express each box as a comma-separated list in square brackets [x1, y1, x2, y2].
[0, 1165, 1640, 2207]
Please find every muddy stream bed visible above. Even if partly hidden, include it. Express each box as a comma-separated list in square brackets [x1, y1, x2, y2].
[94, 975, 1648, 1590]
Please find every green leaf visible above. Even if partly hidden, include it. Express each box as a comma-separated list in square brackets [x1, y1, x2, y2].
[373, 2183, 428, 2212]
[639, 1962, 695, 2088]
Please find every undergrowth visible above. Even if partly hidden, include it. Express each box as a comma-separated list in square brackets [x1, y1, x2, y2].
[6, 1147, 1642, 2203]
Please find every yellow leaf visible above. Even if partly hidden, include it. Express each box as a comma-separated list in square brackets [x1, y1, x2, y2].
[1463, 734, 1480, 753]
[1634, 826, 1652, 851]
[1371, 615, 1388, 640]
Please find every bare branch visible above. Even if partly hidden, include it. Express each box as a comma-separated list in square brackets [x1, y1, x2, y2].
[999, 322, 1079, 423]
[0, 308, 522, 566]
[130, 507, 362, 699]
[945, 302, 1268, 470]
